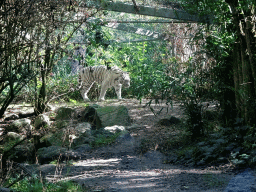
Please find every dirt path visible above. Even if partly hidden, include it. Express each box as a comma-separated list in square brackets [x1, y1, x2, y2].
[4, 99, 235, 191]
[38, 99, 234, 191]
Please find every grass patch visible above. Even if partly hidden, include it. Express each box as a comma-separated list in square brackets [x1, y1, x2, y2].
[7, 177, 84, 192]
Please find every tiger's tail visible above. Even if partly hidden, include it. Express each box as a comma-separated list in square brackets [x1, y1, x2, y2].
[77, 66, 84, 90]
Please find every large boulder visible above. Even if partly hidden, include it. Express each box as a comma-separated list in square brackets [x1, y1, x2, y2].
[37, 146, 81, 164]
[7, 118, 33, 133]
[81, 105, 131, 129]
[73, 144, 92, 153]
[37, 146, 68, 164]
[12, 143, 35, 163]
[6, 132, 25, 141]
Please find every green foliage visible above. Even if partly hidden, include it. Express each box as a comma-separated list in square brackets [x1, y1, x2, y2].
[8, 177, 83, 192]
[183, 102, 204, 138]
[114, 41, 173, 100]
[171, 121, 256, 166]
[49, 74, 80, 101]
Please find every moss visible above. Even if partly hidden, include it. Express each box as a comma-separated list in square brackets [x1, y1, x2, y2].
[55, 107, 76, 120]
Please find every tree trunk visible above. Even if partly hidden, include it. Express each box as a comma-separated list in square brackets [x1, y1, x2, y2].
[228, 2, 256, 125]
[35, 46, 50, 115]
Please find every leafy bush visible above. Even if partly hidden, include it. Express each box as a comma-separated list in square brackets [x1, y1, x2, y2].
[171, 120, 256, 167]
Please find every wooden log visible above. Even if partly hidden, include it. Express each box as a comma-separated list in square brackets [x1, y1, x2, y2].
[97, 1, 212, 23]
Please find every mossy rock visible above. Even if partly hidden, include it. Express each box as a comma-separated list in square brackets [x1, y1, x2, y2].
[53, 120, 69, 129]
[40, 131, 68, 147]
[97, 105, 131, 127]
[7, 118, 33, 133]
[55, 107, 76, 120]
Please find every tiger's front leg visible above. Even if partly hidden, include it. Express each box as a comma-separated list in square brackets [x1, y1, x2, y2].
[114, 84, 122, 100]
[99, 83, 108, 101]
[80, 84, 93, 102]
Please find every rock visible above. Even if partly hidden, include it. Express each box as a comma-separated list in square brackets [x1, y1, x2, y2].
[34, 114, 50, 129]
[74, 122, 91, 137]
[157, 116, 181, 126]
[157, 118, 172, 126]
[55, 107, 76, 120]
[74, 144, 92, 153]
[81, 105, 131, 129]
[40, 130, 70, 147]
[169, 116, 181, 124]
[53, 120, 69, 129]
[7, 118, 33, 133]
[12, 143, 35, 163]
[104, 125, 126, 133]
[37, 146, 68, 164]
[6, 132, 25, 141]
[37, 145, 82, 164]
[40, 133, 57, 147]
[97, 106, 131, 127]
[69, 122, 93, 147]
[72, 135, 93, 147]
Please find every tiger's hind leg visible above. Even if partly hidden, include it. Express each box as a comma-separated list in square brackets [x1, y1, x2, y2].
[80, 82, 94, 102]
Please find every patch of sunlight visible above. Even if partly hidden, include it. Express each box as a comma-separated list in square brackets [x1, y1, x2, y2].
[120, 183, 157, 189]
[142, 113, 154, 117]
[47, 169, 114, 182]
[74, 158, 121, 167]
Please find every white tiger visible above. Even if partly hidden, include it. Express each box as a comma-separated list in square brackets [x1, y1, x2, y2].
[78, 65, 130, 101]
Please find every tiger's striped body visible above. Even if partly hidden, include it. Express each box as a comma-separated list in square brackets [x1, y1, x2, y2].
[78, 65, 130, 101]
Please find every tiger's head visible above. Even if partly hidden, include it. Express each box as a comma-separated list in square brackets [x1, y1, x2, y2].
[120, 72, 130, 88]
[111, 66, 130, 88]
